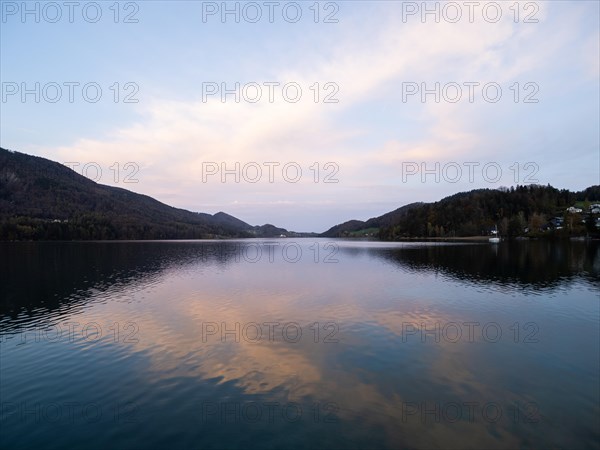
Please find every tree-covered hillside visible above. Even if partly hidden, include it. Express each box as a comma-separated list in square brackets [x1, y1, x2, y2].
[0, 148, 288, 240]
[323, 185, 600, 239]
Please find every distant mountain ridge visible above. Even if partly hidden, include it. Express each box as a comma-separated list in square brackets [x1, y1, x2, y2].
[321, 203, 423, 237]
[3, 148, 599, 241]
[212, 212, 289, 237]
[0, 148, 292, 240]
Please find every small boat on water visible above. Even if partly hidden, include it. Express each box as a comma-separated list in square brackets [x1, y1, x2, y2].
[489, 225, 500, 243]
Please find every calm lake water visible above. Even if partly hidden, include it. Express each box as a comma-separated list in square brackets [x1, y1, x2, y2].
[1, 239, 598, 450]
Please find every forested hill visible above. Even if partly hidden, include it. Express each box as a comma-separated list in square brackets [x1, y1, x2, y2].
[0, 148, 289, 240]
[322, 185, 600, 239]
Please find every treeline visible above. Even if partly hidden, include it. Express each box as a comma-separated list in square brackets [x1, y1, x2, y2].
[0, 214, 251, 241]
[377, 185, 600, 240]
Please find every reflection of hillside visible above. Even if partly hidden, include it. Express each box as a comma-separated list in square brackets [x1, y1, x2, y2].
[365, 241, 600, 289]
[3, 240, 598, 327]
[0, 241, 255, 323]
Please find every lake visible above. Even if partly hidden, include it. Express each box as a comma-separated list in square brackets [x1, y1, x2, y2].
[1, 239, 598, 449]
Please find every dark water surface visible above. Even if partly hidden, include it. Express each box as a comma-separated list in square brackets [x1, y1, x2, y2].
[1, 239, 598, 449]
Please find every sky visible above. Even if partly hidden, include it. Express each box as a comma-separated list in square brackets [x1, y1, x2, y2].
[1, 0, 599, 232]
